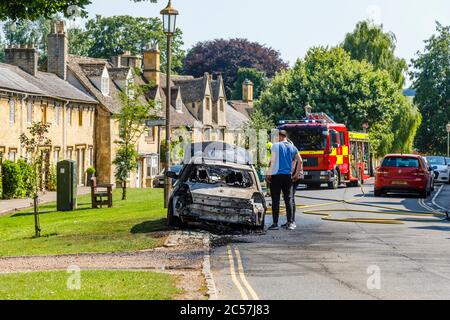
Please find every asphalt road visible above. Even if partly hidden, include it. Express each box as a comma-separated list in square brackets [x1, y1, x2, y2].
[211, 181, 450, 300]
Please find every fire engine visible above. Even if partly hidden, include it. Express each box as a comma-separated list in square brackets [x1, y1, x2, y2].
[278, 112, 374, 189]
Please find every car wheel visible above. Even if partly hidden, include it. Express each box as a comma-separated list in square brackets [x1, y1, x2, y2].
[328, 170, 339, 189]
[167, 200, 183, 229]
[419, 190, 428, 199]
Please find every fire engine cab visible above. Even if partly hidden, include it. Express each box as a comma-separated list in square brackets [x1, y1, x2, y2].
[278, 112, 374, 189]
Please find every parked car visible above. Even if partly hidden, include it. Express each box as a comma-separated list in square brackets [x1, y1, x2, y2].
[166, 142, 267, 230]
[153, 165, 183, 188]
[423, 157, 436, 191]
[425, 156, 449, 184]
[374, 154, 433, 198]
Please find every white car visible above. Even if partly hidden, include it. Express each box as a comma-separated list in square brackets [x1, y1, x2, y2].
[426, 156, 449, 184]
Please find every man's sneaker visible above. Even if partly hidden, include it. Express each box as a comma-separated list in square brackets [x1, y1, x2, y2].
[291, 222, 297, 229]
[287, 223, 295, 231]
[281, 223, 288, 228]
[268, 224, 279, 230]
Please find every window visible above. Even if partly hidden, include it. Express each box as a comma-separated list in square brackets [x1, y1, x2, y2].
[146, 155, 159, 177]
[220, 99, 224, 112]
[191, 103, 195, 109]
[8, 150, 16, 161]
[9, 100, 15, 125]
[78, 108, 83, 126]
[54, 106, 61, 126]
[27, 101, 33, 123]
[147, 127, 156, 143]
[88, 147, 93, 167]
[204, 128, 211, 141]
[101, 75, 109, 96]
[205, 97, 210, 110]
[54, 149, 60, 164]
[339, 131, 345, 146]
[67, 108, 72, 125]
[88, 110, 93, 127]
[67, 148, 73, 160]
[155, 100, 162, 111]
[176, 99, 182, 112]
[42, 106, 47, 124]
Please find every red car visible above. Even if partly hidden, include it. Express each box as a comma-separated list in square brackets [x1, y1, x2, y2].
[374, 154, 433, 198]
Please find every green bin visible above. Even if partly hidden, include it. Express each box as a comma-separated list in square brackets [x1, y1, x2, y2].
[57, 160, 77, 211]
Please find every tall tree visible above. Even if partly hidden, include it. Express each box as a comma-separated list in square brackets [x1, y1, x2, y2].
[257, 47, 421, 157]
[77, 15, 185, 73]
[183, 38, 288, 97]
[113, 77, 155, 200]
[342, 20, 408, 88]
[0, 0, 90, 21]
[411, 22, 450, 155]
[0, 0, 158, 21]
[231, 68, 268, 101]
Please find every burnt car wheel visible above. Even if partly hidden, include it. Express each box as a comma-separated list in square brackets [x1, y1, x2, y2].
[167, 199, 183, 228]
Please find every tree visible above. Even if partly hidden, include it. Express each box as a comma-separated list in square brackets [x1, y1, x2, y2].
[113, 78, 155, 200]
[342, 20, 408, 88]
[79, 15, 185, 73]
[183, 38, 288, 97]
[19, 122, 52, 238]
[2, 16, 60, 63]
[0, 0, 158, 21]
[257, 47, 420, 156]
[411, 23, 450, 155]
[231, 68, 268, 101]
[0, 0, 91, 21]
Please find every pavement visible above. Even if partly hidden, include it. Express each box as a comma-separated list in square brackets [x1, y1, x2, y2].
[211, 181, 450, 300]
[0, 187, 91, 217]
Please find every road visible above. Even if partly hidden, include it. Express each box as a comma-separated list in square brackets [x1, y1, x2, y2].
[211, 181, 450, 300]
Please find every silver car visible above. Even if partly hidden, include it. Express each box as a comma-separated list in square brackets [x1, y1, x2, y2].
[426, 156, 450, 184]
[166, 142, 266, 230]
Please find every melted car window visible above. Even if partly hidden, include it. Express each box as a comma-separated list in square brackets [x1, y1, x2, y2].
[189, 166, 253, 188]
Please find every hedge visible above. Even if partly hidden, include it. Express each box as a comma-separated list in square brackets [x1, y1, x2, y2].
[1, 160, 36, 199]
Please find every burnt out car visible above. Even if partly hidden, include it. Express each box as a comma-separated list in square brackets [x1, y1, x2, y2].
[166, 142, 267, 230]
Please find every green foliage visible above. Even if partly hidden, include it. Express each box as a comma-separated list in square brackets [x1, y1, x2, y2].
[113, 145, 139, 184]
[342, 20, 408, 88]
[46, 165, 57, 192]
[17, 159, 36, 197]
[0, 0, 91, 21]
[411, 22, 450, 155]
[76, 15, 185, 73]
[231, 68, 268, 101]
[258, 47, 419, 156]
[1, 161, 22, 199]
[86, 167, 96, 175]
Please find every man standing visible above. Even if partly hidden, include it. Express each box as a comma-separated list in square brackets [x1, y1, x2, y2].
[266, 130, 302, 230]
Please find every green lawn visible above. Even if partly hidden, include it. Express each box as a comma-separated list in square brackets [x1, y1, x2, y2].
[0, 270, 181, 300]
[0, 189, 168, 257]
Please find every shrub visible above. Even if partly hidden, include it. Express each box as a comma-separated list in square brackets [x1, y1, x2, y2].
[2, 160, 22, 199]
[46, 165, 57, 191]
[17, 159, 36, 197]
[86, 167, 96, 175]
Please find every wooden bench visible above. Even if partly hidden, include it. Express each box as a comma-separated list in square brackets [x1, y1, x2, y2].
[90, 177, 113, 209]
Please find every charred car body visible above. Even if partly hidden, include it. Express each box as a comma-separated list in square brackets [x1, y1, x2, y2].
[166, 142, 267, 230]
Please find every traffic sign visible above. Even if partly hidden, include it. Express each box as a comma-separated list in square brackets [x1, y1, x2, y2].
[145, 119, 166, 127]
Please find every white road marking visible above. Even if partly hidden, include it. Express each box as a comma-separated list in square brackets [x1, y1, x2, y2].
[431, 185, 447, 212]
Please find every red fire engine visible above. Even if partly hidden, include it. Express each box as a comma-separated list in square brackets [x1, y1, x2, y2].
[278, 113, 374, 189]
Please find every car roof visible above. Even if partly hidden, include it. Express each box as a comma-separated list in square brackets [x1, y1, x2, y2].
[383, 154, 421, 158]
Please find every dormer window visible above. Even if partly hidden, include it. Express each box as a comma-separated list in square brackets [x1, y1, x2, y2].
[176, 99, 182, 112]
[155, 100, 162, 110]
[101, 71, 110, 96]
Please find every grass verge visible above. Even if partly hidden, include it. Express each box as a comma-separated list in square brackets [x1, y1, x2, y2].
[0, 270, 181, 300]
[0, 189, 167, 257]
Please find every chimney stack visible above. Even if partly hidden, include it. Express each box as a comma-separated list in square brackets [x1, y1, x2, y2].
[242, 79, 254, 104]
[5, 45, 38, 76]
[120, 51, 142, 69]
[47, 20, 68, 80]
[143, 43, 160, 86]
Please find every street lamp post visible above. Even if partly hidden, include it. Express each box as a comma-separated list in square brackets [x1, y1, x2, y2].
[161, 0, 179, 208]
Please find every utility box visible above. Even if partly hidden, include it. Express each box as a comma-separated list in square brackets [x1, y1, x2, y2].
[57, 160, 77, 211]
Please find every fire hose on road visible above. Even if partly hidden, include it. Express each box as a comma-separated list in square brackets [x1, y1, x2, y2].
[266, 185, 449, 225]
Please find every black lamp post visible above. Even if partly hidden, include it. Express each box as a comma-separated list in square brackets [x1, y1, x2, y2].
[161, 0, 179, 208]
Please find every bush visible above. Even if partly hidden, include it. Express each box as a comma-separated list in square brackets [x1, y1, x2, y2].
[86, 167, 96, 175]
[46, 165, 57, 191]
[17, 159, 36, 197]
[2, 160, 22, 199]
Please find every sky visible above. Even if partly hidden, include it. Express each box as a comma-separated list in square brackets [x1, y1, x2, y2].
[84, 0, 450, 70]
